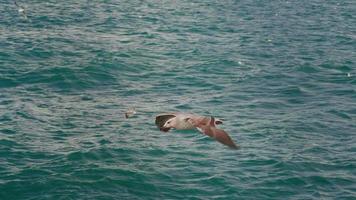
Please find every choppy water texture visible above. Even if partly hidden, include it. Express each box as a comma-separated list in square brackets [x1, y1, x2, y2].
[1, 0, 356, 199]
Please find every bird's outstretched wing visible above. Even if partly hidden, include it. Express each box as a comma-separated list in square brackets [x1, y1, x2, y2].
[189, 117, 238, 149]
[196, 125, 239, 149]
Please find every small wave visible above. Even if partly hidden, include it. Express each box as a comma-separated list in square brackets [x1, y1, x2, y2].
[13, 66, 118, 91]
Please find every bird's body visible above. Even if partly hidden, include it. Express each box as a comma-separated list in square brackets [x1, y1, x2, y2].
[155, 113, 219, 131]
[125, 108, 136, 118]
[18, 7, 25, 13]
[155, 113, 238, 149]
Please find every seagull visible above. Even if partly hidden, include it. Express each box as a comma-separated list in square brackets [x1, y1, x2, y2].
[14, 0, 28, 20]
[125, 108, 136, 118]
[155, 113, 239, 149]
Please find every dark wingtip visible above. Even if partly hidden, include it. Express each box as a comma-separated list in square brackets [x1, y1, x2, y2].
[229, 144, 240, 150]
[209, 116, 215, 126]
[215, 120, 223, 125]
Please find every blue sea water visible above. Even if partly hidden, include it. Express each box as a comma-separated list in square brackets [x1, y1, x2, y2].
[1, 0, 355, 199]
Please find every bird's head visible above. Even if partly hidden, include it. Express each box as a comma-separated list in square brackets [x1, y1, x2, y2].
[162, 118, 176, 129]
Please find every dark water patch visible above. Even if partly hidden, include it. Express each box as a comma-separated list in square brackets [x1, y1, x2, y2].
[10, 63, 120, 91]
[259, 176, 308, 188]
[324, 88, 355, 96]
[80, 95, 94, 101]
[202, 97, 224, 105]
[57, 120, 77, 130]
[240, 158, 280, 168]
[346, 108, 356, 115]
[22, 47, 55, 59]
[327, 109, 352, 120]
[297, 65, 320, 74]
[320, 63, 352, 72]
[0, 113, 13, 122]
[0, 77, 18, 88]
[253, 100, 290, 110]
[142, 149, 169, 159]
[66, 148, 119, 162]
[0, 129, 16, 135]
[0, 139, 21, 149]
[98, 139, 112, 145]
[67, 151, 98, 162]
[16, 110, 39, 121]
[175, 103, 194, 110]
[50, 130, 73, 141]
[0, 149, 59, 176]
[279, 86, 306, 97]
[0, 179, 52, 200]
[120, 88, 148, 96]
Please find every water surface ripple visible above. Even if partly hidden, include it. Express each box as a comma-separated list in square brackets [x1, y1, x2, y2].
[0, 0, 355, 199]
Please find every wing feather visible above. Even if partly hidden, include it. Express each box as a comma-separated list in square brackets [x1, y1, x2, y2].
[195, 125, 239, 149]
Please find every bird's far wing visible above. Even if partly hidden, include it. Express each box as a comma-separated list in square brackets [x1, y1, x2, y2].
[195, 125, 239, 149]
[195, 126, 214, 137]
[211, 127, 239, 149]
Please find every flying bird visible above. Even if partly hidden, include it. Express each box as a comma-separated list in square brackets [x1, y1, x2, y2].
[125, 108, 136, 118]
[14, 0, 28, 20]
[155, 113, 239, 149]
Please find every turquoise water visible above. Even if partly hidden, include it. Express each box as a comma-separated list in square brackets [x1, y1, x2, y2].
[1, 0, 355, 199]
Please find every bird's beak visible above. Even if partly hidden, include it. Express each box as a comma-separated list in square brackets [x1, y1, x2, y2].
[160, 127, 170, 132]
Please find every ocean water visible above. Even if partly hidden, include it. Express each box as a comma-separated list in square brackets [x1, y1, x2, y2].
[1, 0, 355, 199]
